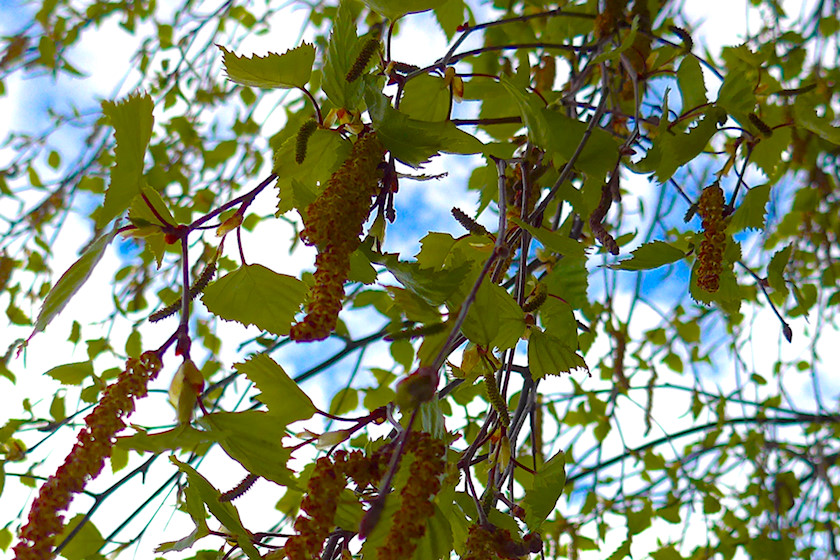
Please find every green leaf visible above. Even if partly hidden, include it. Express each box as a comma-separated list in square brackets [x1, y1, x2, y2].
[321, 1, 364, 108]
[170, 457, 261, 560]
[434, 0, 468, 39]
[218, 43, 315, 89]
[274, 129, 351, 214]
[97, 93, 154, 228]
[201, 264, 305, 336]
[716, 71, 756, 116]
[57, 515, 104, 560]
[652, 108, 722, 182]
[459, 281, 525, 350]
[677, 56, 707, 111]
[28, 229, 117, 342]
[527, 329, 588, 379]
[116, 425, 216, 453]
[400, 73, 451, 122]
[608, 241, 686, 270]
[523, 450, 566, 530]
[43, 361, 94, 385]
[366, 91, 485, 167]
[729, 184, 770, 231]
[0, 526, 11, 552]
[500, 79, 619, 176]
[509, 217, 587, 258]
[794, 95, 840, 144]
[767, 244, 792, 294]
[199, 411, 295, 486]
[367, 249, 471, 306]
[233, 353, 316, 422]
[361, 0, 447, 20]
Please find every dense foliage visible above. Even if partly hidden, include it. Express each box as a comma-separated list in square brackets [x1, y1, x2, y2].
[1, 0, 839, 559]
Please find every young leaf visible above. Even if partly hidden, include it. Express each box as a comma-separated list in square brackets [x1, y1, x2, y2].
[523, 450, 566, 530]
[794, 95, 840, 144]
[321, 2, 364, 108]
[509, 216, 587, 258]
[170, 457, 261, 560]
[56, 515, 105, 560]
[97, 93, 154, 228]
[43, 361, 94, 385]
[400, 73, 451, 122]
[608, 241, 686, 270]
[677, 56, 707, 111]
[729, 184, 770, 231]
[767, 244, 792, 294]
[218, 43, 315, 89]
[459, 281, 525, 350]
[233, 353, 316, 422]
[366, 91, 485, 167]
[199, 411, 295, 486]
[528, 329, 588, 379]
[28, 228, 117, 342]
[201, 264, 305, 336]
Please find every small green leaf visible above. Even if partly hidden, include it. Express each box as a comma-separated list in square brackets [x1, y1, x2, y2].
[201, 264, 305, 336]
[509, 217, 587, 258]
[591, 15, 639, 64]
[233, 353, 316, 422]
[523, 450, 566, 530]
[116, 425, 216, 453]
[274, 130, 351, 214]
[321, 2, 364, 108]
[608, 241, 686, 270]
[716, 72, 756, 116]
[729, 184, 770, 231]
[794, 95, 840, 144]
[361, 0, 447, 20]
[43, 361, 94, 385]
[28, 229, 117, 342]
[199, 411, 295, 486]
[366, 91, 484, 167]
[677, 56, 707, 111]
[767, 244, 792, 294]
[170, 457, 261, 560]
[459, 282, 525, 350]
[651, 108, 721, 182]
[98, 93, 154, 228]
[57, 515, 104, 560]
[400, 74, 451, 122]
[0, 526, 11, 552]
[218, 43, 315, 89]
[528, 329, 588, 379]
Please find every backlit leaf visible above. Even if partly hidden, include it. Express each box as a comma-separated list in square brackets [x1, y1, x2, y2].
[321, 2, 364, 108]
[29, 228, 117, 341]
[219, 43, 315, 89]
[528, 329, 588, 379]
[233, 353, 316, 422]
[509, 217, 587, 258]
[677, 56, 707, 111]
[523, 450, 566, 530]
[199, 411, 295, 486]
[201, 264, 305, 336]
[170, 457, 261, 560]
[366, 91, 484, 167]
[57, 515, 104, 560]
[97, 93, 154, 228]
[729, 184, 770, 231]
[608, 241, 686, 270]
[44, 361, 94, 385]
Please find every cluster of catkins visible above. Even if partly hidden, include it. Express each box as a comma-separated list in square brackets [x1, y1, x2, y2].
[283, 449, 390, 560]
[696, 184, 727, 292]
[377, 432, 447, 560]
[14, 352, 163, 560]
[291, 132, 384, 342]
[461, 524, 542, 560]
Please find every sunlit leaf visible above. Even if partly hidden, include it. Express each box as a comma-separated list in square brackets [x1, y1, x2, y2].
[28, 228, 117, 342]
[201, 264, 305, 336]
[677, 56, 707, 111]
[97, 93, 154, 228]
[400, 73, 451, 122]
[527, 329, 588, 379]
[170, 457, 261, 560]
[767, 244, 792, 294]
[608, 241, 686, 270]
[523, 450, 566, 530]
[321, 1, 364, 108]
[57, 515, 104, 560]
[729, 184, 770, 231]
[116, 425, 215, 453]
[366, 90, 485, 167]
[43, 361, 94, 385]
[233, 353, 316, 422]
[509, 217, 587, 258]
[218, 43, 315, 89]
[199, 411, 295, 486]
